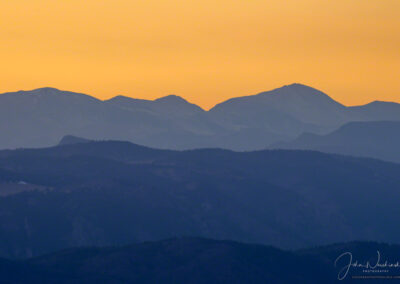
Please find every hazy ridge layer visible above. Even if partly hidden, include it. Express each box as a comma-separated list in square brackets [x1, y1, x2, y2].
[1, 84, 399, 151]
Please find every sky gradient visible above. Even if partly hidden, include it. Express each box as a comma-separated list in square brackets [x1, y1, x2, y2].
[1, 0, 399, 109]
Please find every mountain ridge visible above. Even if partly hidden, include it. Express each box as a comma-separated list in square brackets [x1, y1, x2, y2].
[1, 140, 400, 258]
[274, 120, 400, 163]
[3, 84, 398, 109]
[1, 83, 400, 151]
[0, 237, 399, 283]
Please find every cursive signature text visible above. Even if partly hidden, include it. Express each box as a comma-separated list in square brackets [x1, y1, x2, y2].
[335, 251, 400, 280]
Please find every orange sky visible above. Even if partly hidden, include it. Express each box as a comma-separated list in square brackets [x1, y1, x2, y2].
[0, 0, 399, 109]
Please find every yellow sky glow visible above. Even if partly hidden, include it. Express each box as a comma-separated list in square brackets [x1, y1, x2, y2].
[0, 0, 399, 109]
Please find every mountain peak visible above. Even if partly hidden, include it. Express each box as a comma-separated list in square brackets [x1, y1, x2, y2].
[284, 83, 313, 89]
[367, 100, 398, 106]
[33, 87, 61, 92]
[58, 135, 91, 146]
[108, 95, 127, 100]
[263, 83, 330, 97]
[155, 94, 188, 104]
[280, 83, 327, 93]
[27, 87, 72, 96]
[154, 95, 205, 112]
[5, 87, 63, 96]
[0, 87, 101, 104]
[106, 95, 150, 104]
[210, 83, 346, 127]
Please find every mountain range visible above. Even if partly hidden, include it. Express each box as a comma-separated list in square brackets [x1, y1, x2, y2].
[2, 83, 400, 282]
[1, 140, 400, 258]
[2, 237, 399, 283]
[1, 83, 399, 151]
